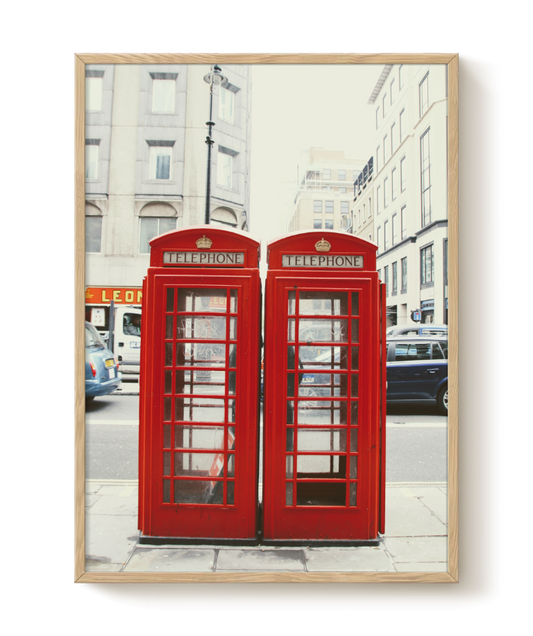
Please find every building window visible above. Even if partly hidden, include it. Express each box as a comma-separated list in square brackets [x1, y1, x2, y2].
[85, 70, 104, 111]
[384, 220, 389, 251]
[217, 148, 236, 189]
[149, 143, 173, 180]
[420, 129, 431, 226]
[382, 93, 387, 117]
[392, 261, 398, 294]
[86, 216, 102, 253]
[400, 156, 407, 192]
[391, 123, 396, 155]
[390, 78, 395, 104]
[377, 186, 381, 214]
[376, 106, 380, 129]
[313, 200, 323, 229]
[419, 72, 429, 118]
[392, 213, 398, 245]
[376, 146, 380, 174]
[363, 203, 366, 221]
[384, 265, 389, 295]
[377, 226, 382, 253]
[85, 140, 100, 179]
[322, 169, 331, 180]
[341, 201, 349, 217]
[383, 177, 389, 208]
[325, 200, 334, 229]
[399, 109, 405, 144]
[391, 168, 397, 201]
[401, 257, 407, 292]
[219, 87, 235, 124]
[368, 197, 372, 217]
[401, 205, 407, 239]
[383, 134, 388, 164]
[152, 78, 176, 113]
[420, 244, 434, 286]
[338, 169, 346, 181]
[140, 217, 177, 254]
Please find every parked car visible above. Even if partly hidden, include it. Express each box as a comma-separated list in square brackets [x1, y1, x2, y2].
[85, 321, 122, 402]
[386, 324, 448, 337]
[386, 335, 448, 414]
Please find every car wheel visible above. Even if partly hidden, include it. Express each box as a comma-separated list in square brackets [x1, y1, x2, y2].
[437, 386, 448, 415]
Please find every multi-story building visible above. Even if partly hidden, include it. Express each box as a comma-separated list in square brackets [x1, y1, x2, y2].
[288, 148, 365, 233]
[84, 63, 252, 327]
[352, 64, 449, 326]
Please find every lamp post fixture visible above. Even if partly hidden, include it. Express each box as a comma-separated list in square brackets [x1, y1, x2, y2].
[203, 64, 226, 225]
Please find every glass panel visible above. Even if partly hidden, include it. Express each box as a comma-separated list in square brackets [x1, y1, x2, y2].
[166, 315, 173, 339]
[163, 425, 171, 448]
[286, 482, 294, 506]
[288, 319, 296, 342]
[228, 344, 237, 367]
[297, 455, 345, 475]
[174, 480, 223, 504]
[286, 455, 294, 478]
[297, 401, 347, 425]
[287, 346, 299, 369]
[286, 428, 294, 451]
[350, 428, 358, 452]
[299, 319, 348, 343]
[164, 397, 172, 421]
[227, 481, 235, 505]
[298, 373, 348, 398]
[352, 319, 359, 342]
[351, 375, 359, 397]
[174, 425, 225, 449]
[296, 481, 346, 506]
[287, 400, 295, 425]
[287, 373, 295, 397]
[166, 288, 175, 313]
[230, 290, 238, 313]
[228, 454, 235, 477]
[163, 452, 171, 476]
[228, 399, 236, 423]
[176, 316, 226, 340]
[164, 370, 172, 394]
[174, 452, 223, 476]
[165, 343, 173, 366]
[229, 317, 237, 340]
[162, 480, 170, 503]
[299, 346, 348, 370]
[178, 370, 226, 395]
[297, 428, 347, 452]
[174, 398, 225, 423]
[288, 290, 296, 315]
[350, 456, 358, 479]
[177, 288, 228, 313]
[298, 291, 348, 316]
[228, 371, 236, 395]
[352, 347, 359, 370]
[176, 343, 226, 367]
[351, 402, 359, 426]
[352, 293, 359, 316]
[349, 483, 358, 506]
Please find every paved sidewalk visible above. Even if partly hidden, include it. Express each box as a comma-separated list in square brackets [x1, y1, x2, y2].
[85, 480, 448, 574]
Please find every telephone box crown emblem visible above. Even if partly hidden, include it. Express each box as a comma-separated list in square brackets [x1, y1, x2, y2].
[196, 235, 213, 249]
[315, 238, 331, 252]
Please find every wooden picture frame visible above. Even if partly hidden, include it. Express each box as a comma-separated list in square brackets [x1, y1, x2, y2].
[71, 51, 499, 609]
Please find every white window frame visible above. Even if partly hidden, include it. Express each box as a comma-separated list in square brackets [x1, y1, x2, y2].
[391, 167, 397, 201]
[149, 145, 173, 180]
[392, 213, 398, 245]
[152, 79, 176, 114]
[139, 216, 177, 254]
[86, 76, 103, 111]
[419, 72, 430, 118]
[219, 86, 235, 124]
[85, 141, 100, 180]
[217, 150, 234, 189]
[401, 205, 407, 239]
[400, 156, 407, 192]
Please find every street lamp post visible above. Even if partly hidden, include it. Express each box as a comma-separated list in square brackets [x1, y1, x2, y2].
[203, 64, 226, 225]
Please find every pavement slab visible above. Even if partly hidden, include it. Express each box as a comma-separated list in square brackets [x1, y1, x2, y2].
[305, 546, 395, 572]
[216, 548, 306, 572]
[383, 536, 448, 565]
[125, 547, 216, 572]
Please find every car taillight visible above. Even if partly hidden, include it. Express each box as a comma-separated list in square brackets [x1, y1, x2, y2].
[90, 362, 97, 377]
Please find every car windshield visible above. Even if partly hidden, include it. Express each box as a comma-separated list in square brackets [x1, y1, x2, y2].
[123, 312, 141, 337]
[86, 323, 105, 348]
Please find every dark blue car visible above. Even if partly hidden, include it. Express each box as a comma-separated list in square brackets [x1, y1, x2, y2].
[85, 322, 122, 402]
[386, 336, 448, 414]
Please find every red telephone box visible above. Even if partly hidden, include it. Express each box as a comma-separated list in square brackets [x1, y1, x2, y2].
[138, 227, 261, 543]
[262, 231, 386, 544]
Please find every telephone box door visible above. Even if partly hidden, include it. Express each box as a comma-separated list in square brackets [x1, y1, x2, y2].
[263, 231, 384, 543]
[138, 228, 261, 541]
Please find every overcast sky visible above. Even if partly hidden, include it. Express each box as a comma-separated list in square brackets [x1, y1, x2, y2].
[249, 63, 383, 246]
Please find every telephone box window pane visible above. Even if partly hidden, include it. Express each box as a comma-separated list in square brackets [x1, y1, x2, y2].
[352, 319, 359, 342]
[176, 343, 226, 367]
[166, 315, 173, 339]
[351, 375, 359, 397]
[299, 319, 348, 343]
[164, 397, 172, 421]
[228, 371, 236, 394]
[288, 291, 296, 315]
[174, 480, 223, 505]
[286, 482, 294, 506]
[298, 291, 348, 316]
[352, 293, 359, 316]
[286, 455, 294, 478]
[297, 428, 347, 452]
[178, 370, 226, 395]
[162, 480, 171, 503]
[349, 483, 358, 506]
[352, 347, 359, 370]
[228, 454, 235, 477]
[228, 399, 235, 423]
[350, 456, 358, 479]
[299, 346, 348, 370]
[297, 454, 343, 474]
[286, 428, 294, 451]
[351, 402, 359, 426]
[297, 401, 347, 425]
[166, 288, 175, 313]
[227, 481, 235, 505]
[287, 373, 296, 397]
[174, 398, 225, 423]
[177, 289, 228, 313]
[174, 452, 222, 476]
[288, 319, 296, 342]
[164, 370, 172, 394]
[350, 428, 358, 452]
[174, 425, 225, 449]
[163, 425, 171, 448]
[165, 343, 173, 366]
[176, 316, 226, 340]
[298, 374, 348, 398]
[163, 452, 171, 476]
[229, 317, 237, 340]
[296, 481, 346, 506]
[228, 344, 237, 366]
[230, 290, 238, 313]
